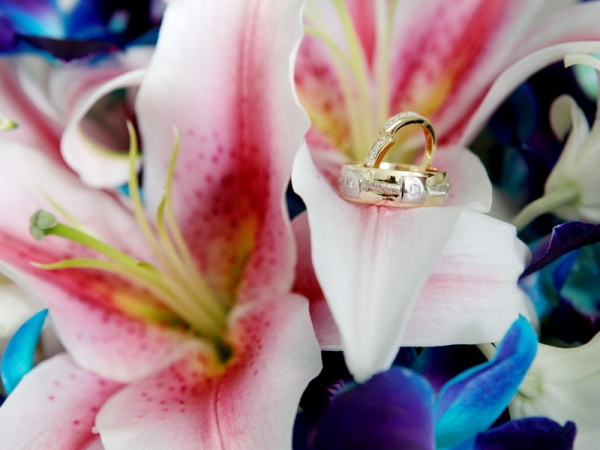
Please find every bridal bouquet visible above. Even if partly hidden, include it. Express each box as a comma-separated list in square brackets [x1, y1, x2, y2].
[1, 1, 599, 449]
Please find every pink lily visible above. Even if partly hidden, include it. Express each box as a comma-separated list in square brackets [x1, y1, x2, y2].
[0, 46, 153, 186]
[0, 0, 320, 448]
[291, 0, 600, 381]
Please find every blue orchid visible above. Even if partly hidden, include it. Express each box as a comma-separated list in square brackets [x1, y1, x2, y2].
[1, 309, 47, 395]
[294, 316, 575, 449]
[520, 222, 600, 344]
[0, 0, 162, 60]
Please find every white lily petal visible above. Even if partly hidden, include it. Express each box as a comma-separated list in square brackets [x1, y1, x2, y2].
[61, 70, 145, 188]
[292, 144, 501, 381]
[549, 95, 589, 143]
[510, 333, 600, 450]
[545, 95, 590, 193]
[402, 210, 530, 346]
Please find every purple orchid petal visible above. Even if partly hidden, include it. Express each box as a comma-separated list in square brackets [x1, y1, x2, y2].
[293, 411, 314, 450]
[1, 309, 47, 395]
[412, 345, 487, 393]
[522, 222, 600, 277]
[307, 367, 435, 450]
[435, 316, 538, 448]
[474, 418, 576, 450]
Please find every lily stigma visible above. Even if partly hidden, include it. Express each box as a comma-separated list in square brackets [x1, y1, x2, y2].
[28, 124, 233, 366]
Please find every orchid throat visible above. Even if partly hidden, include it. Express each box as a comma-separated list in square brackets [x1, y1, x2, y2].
[29, 124, 234, 363]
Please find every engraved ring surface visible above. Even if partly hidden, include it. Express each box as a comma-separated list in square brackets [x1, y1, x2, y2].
[364, 111, 436, 170]
[339, 112, 449, 207]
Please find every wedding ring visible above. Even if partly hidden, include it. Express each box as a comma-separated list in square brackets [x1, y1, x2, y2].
[339, 112, 449, 207]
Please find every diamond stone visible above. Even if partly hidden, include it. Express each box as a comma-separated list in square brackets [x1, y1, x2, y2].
[402, 177, 426, 204]
[367, 136, 387, 162]
[408, 184, 421, 196]
[342, 170, 362, 199]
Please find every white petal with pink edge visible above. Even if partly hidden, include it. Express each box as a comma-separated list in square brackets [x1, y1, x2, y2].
[0, 353, 123, 450]
[136, 0, 310, 305]
[293, 147, 523, 380]
[293, 209, 530, 351]
[0, 60, 60, 153]
[402, 210, 530, 346]
[61, 69, 145, 188]
[292, 144, 495, 381]
[459, 41, 600, 146]
[95, 294, 321, 450]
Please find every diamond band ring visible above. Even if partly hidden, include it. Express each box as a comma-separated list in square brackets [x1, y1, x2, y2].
[339, 112, 449, 207]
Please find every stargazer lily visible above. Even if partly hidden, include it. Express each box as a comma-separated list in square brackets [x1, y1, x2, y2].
[0, 0, 321, 448]
[291, 0, 600, 381]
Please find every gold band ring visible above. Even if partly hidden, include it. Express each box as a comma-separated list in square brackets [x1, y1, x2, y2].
[364, 111, 437, 169]
[339, 112, 449, 207]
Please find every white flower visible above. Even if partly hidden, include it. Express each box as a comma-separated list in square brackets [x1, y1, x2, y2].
[510, 332, 600, 450]
[513, 53, 600, 230]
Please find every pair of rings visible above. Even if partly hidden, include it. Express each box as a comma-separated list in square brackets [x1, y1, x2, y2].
[339, 112, 450, 207]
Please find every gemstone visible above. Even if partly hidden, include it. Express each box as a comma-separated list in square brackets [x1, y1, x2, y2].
[367, 136, 387, 162]
[346, 177, 355, 190]
[408, 184, 421, 196]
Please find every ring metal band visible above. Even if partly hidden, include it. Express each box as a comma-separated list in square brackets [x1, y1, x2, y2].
[339, 112, 448, 207]
[339, 162, 449, 207]
[364, 112, 437, 170]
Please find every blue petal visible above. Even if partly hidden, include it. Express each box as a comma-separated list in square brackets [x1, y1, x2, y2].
[1, 309, 48, 395]
[309, 367, 435, 450]
[435, 316, 537, 448]
[522, 222, 600, 278]
[0, 0, 63, 37]
[473, 418, 576, 450]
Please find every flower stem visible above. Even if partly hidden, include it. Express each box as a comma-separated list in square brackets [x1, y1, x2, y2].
[511, 186, 578, 232]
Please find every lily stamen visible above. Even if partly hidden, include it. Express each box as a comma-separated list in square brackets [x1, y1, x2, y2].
[29, 125, 233, 356]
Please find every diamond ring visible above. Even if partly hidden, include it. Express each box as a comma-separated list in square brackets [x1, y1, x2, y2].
[339, 112, 449, 207]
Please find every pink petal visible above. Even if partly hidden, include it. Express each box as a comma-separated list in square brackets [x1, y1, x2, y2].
[0, 60, 60, 155]
[0, 353, 123, 450]
[346, 0, 376, 66]
[388, 0, 543, 138]
[0, 143, 191, 382]
[458, 41, 600, 146]
[295, 34, 351, 155]
[61, 69, 145, 188]
[95, 294, 321, 449]
[136, 0, 309, 305]
[292, 145, 493, 381]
